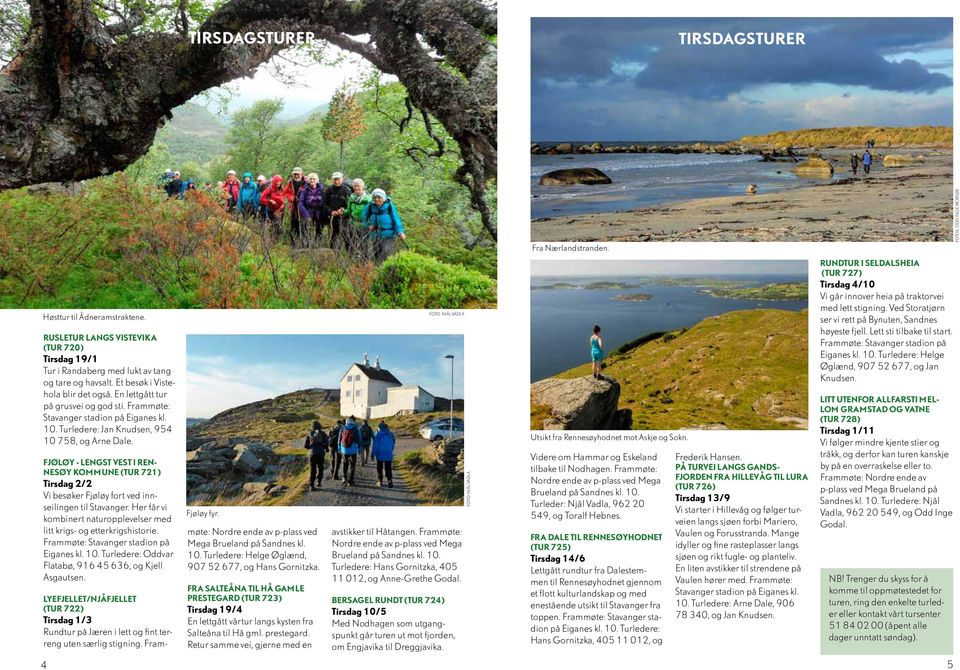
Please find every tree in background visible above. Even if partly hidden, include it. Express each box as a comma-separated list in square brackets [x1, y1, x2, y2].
[321, 86, 366, 174]
[225, 100, 284, 176]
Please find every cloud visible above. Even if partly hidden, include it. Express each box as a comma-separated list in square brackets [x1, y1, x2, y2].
[531, 18, 953, 139]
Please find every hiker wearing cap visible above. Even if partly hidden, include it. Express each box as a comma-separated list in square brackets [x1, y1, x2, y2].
[371, 422, 396, 488]
[345, 178, 373, 258]
[322, 171, 352, 249]
[283, 168, 307, 243]
[298, 173, 325, 242]
[222, 170, 240, 212]
[363, 188, 406, 263]
[338, 416, 362, 487]
[237, 172, 259, 217]
[303, 420, 328, 491]
[259, 175, 287, 239]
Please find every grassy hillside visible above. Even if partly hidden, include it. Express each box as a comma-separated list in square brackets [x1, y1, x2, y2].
[0, 177, 496, 309]
[556, 309, 808, 430]
[157, 103, 227, 165]
[188, 388, 464, 444]
[741, 126, 952, 149]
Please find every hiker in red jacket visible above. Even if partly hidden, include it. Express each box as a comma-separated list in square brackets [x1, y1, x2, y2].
[259, 174, 286, 240]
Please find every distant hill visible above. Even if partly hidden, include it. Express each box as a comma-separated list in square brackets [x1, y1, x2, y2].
[186, 418, 206, 428]
[283, 103, 330, 127]
[157, 102, 228, 165]
[741, 126, 952, 149]
[546, 309, 808, 430]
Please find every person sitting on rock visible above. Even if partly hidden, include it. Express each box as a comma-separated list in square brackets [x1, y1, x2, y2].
[590, 324, 604, 379]
[371, 422, 396, 488]
[303, 420, 328, 491]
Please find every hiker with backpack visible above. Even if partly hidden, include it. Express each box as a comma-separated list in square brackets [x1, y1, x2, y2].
[371, 421, 396, 488]
[344, 178, 373, 258]
[303, 420, 328, 491]
[329, 419, 344, 480]
[298, 173, 325, 243]
[323, 172, 352, 249]
[260, 175, 286, 239]
[222, 170, 240, 212]
[283, 168, 307, 244]
[363, 188, 406, 263]
[360, 419, 374, 466]
[237, 172, 259, 218]
[338, 416, 362, 487]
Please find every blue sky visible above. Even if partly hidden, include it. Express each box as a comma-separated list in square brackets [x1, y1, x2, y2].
[187, 334, 464, 418]
[532, 18, 953, 140]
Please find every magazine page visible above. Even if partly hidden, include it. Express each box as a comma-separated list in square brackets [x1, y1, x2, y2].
[0, 1, 956, 669]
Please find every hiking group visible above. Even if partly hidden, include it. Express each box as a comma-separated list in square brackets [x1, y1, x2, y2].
[160, 167, 406, 263]
[848, 145, 874, 177]
[303, 417, 397, 491]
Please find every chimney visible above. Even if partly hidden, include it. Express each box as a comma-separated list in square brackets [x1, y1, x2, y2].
[362, 352, 368, 366]
[375, 355, 381, 370]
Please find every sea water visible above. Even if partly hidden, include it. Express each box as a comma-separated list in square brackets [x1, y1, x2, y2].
[530, 275, 808, 382]
[531, 151, 833, 219]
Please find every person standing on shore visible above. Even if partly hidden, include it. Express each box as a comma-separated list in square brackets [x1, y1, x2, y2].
[862, 149, 872, 175]
[850, 152, 859, 176]
[590, 325, 604, 379]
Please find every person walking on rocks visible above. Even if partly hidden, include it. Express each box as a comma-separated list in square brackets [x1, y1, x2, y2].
[850, 152, 859, 176]
[360, 419, 374, 466]
[303, 420, 328, 491]
[371, 421, 396, 488]
[338, 416, 362, 487]
[862, 148, 872, 175]
[329, 419, 344, 480]
[590, 325, 604, 379]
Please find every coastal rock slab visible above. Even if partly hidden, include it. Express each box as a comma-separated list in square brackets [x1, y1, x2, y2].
[232, 445, 264, 474]
[531, 376, 625, 430]
[791, 156, 834, 178]
[882, 154, 924, 168]
[539, 168, 612, 186]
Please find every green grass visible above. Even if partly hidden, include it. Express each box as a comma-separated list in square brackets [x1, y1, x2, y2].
[0, 176, 495, 309]
[553, 309, 808, 430]
[397, 448, 464, 505]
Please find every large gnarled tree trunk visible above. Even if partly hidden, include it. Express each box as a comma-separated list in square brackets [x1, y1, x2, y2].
[0, 0, 497, 238]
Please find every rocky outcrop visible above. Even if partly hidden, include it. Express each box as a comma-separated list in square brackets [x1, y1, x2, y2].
[883, 154, 924, 168]
[539, 168, 612, 186]
[186, 438, 299, 504]
[531, 376, 632, 430]
[792, 156, 834, 178]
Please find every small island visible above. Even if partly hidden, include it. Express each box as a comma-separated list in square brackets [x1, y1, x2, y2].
[612, 293, 653, 302]
[702, 282, 808, 301]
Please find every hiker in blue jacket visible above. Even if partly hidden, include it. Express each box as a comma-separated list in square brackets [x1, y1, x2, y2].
[338, 416, 362, 487]
[303, 420, 328, 491]
[237, 172, 259, 217]
[371, 422, 396, 488]
[363, 188, 406, 263]
[862, 148, 873, 175]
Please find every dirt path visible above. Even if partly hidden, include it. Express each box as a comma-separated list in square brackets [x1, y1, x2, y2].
[292, 437, 427, 506]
